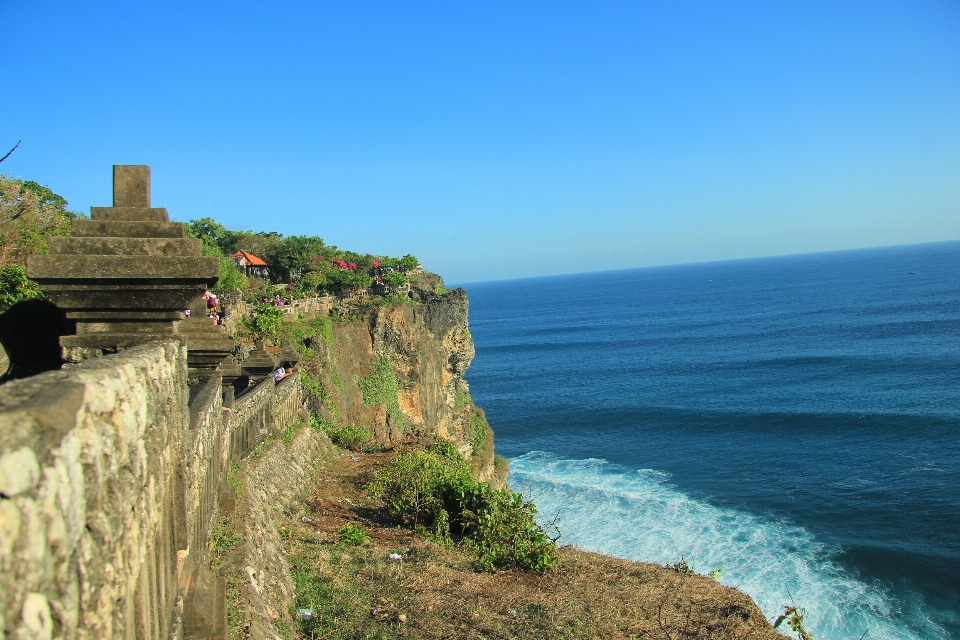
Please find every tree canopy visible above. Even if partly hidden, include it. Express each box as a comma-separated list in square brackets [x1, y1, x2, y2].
[185, 216, 421, 297]
[0, 175, 83, 265]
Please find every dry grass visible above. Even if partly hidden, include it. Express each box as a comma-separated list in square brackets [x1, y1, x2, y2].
[282, 451, 785, 640]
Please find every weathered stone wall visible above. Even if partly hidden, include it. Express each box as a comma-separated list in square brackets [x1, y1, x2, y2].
[184, 376, 229, 564]
[273, 374, 304, 433]
[282, 297, 333, 319]
[0, 339, 319, 640]
[231, 379, 276, 461]
[221, 426, 338, 640]
[0, 341, 188, 640]
[220, 296, 333, 337]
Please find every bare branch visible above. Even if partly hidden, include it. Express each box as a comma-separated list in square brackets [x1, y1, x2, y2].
[0, 140, 21, 164]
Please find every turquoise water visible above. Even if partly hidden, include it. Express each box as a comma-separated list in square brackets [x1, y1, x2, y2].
[461, 241, 960, 639]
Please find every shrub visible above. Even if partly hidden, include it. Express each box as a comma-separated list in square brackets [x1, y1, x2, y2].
[242, 303, 285, 342]
[380, 270, 408, 288]
[665, 557, 695, 575]
[314, 317, 334, 347]
[359, 357, 404, 427]
[0, 265, 44, 311]
[338, 524, 369, 546]
[282, 418, 305, 445]
[773, 606, 814, 640]
[368, 441, 560, 572]
[468, 412, 488, 456]
[454, 388, 471, 413]
[312, 414, 370, 450]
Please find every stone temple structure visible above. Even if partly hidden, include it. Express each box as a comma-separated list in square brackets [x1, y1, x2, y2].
[26, 165, 238, 393]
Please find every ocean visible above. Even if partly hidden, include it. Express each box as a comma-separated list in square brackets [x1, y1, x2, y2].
[460, 240, 960, 640]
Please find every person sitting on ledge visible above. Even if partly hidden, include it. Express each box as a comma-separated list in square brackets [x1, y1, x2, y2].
[273, 365, 292, 383]
[0, 299, 70, 384]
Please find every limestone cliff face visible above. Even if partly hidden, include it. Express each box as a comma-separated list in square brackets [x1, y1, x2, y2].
[301, 277, 501, 485]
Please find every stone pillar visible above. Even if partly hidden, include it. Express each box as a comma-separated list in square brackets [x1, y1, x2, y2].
[26, 166, 220, 356]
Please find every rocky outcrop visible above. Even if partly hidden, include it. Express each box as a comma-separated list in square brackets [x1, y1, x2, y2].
[299, 277, 499, 485]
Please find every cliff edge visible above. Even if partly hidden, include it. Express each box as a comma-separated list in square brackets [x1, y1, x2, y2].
[296, 275, 503, 486]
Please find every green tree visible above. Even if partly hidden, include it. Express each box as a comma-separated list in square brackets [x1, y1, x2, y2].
[185, 217, 229, 256]
[325, 267, 373, 293]
[398, 254, 419, 271]
[217, 257, 245, 292]
[381, 270, 408, 288]
[268, 235, 328, 282]
[0, 264, 45, 310]
[186, 217, 249, 291]
[0, 175, 79, 265]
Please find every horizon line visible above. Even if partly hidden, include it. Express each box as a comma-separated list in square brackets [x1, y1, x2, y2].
[450, 238, 960, 288]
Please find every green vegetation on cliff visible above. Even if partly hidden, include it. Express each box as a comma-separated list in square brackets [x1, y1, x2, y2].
[368, 440, 560, 572]
[358, 356, 404, 428]
[183, 215, 420, 296]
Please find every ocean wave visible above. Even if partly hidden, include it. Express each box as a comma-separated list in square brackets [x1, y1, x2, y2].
[510, 452, 949, 640]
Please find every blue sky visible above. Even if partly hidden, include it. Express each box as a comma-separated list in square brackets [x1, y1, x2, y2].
[2, 1, 958, 284]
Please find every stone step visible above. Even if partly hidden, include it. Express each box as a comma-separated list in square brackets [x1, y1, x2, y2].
[181, 317, 229, 329]
[48, 237, 201, 255]
[70, 220, 186, 238]
[67, 310, 184, 321]
[90, 206, 169, 222]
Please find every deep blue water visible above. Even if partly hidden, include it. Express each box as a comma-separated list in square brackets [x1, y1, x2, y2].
[461, 241, 960, 640]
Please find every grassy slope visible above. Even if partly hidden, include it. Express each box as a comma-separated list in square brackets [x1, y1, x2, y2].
[282, 451, 784, 640]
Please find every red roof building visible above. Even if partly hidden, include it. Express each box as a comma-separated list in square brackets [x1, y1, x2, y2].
[233, 250, 269, 278]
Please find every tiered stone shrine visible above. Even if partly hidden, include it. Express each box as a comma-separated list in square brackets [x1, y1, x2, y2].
[241, 341, 277, 384]
[27, 165, 220, 353]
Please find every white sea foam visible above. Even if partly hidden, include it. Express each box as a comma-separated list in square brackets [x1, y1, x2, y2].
[510, 452, 947, 640]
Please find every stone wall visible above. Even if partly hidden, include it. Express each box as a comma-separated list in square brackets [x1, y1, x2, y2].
[220, 426, 338, 640]
[220, 296, 332, 338]
[0, 341, 188, 640]
[272, 374, 303, 433]
[282, 297, 332, 320]
[0, 340, 314, 640]
[184, 377, 229, 564]
[231, 379, 276, 462]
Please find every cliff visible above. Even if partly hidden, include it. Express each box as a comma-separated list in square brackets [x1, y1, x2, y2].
[293, 275, 504, 486]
